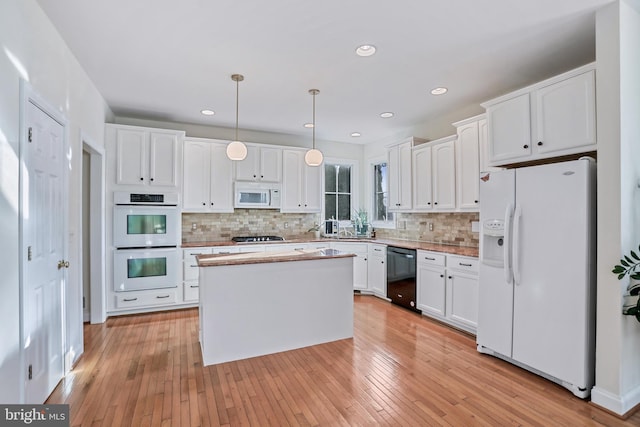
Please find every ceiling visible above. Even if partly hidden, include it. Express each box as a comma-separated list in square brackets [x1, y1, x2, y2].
[36, 0, 612, 145]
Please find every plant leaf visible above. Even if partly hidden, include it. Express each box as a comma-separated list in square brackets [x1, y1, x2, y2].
[631, 251, 640, 260]
[613, 266, 625, 274]
[621, 259, 629, 267]
[619, 273, 626, 280]
[632, 273, 640, 280]
[626, 255, 634, 264]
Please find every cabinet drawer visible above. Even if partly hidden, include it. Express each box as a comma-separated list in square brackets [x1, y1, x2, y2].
[183, 282, 199, 302]
[212, 246, 241, 254]
[183, 248, 212, 281]
[447, 255, 479, 273]
[417, 250, 446, 267]
[115, 289, 177, 309]
[332, 242, 369, 254]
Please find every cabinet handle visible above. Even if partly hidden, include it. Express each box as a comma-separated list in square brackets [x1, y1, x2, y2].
[440, 274, 444, 278]
[459, 262, 473, 267]
[425, 256, 436, 260]
[150, 177, 154, 182]
[202, 202, 206, 206]
[381, 261, 384, 264]
[374, 248, 382, 252]
[427, 202, 431, 205]
[123, 297, 138, 302]
[261, 175, 264, 178]
[253, 174, 257, 178]
[156, 295, 170, 299]
[298, 204, 301, 207]
[434, 202, 438, 205]
[211, 202, 214, 205]
[190, 285, 199, 289]
[139, 177, 144, 181]
[397, 294, 403, 298]
[448, 276, 452, 279]
[523, 144, 529, 149]
[537, 141, 543, 146]
[474, 200, 479, 203]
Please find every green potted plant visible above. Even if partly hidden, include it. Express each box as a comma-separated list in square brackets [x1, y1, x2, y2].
[612, 245, 640, 321]
[352, 208, 369, 237]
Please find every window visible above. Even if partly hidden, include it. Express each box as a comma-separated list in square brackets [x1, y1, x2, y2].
[324, 163, 352, 221]
[372, 161, 394, 226]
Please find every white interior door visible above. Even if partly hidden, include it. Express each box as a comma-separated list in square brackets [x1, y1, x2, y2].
[22, 99, 66, 403]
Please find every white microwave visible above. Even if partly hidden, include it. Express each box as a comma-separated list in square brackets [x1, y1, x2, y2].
[234, 182, 281, 209]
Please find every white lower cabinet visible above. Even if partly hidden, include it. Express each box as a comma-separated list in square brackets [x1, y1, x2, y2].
[417, 251, 479, 334]
[368, 244, 387, 298]
[331, 242, 369, 291]
[416, 251, 446, 316]
[115, 289, 178, 309]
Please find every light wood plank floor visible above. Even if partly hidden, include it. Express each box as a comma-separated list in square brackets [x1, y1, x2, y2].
[48, 295, 639, 426]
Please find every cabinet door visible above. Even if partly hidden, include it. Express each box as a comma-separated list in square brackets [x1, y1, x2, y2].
[303, 162, 322, 212]
[209, 143, 234, 212]
[388, 142, 412, 211]
[183, 141, 210, 211]
[446, 272, 478, 330]
[368, 245, 386, 297]
[432, 141, 456, 210]
[234, 145, 260, 181]
[281, 150, 303, 212]
[412, 146, 433, 210]
[487, 93, 531, 164]
[116, 128, 146, 185]
[354, 253, 368, 291]
[535, 70, 596, 156]
[149, 132, 179, 187]
[456, 122, 480, 210]
[417, 265, 446, 316]
[388, 145, 401, 208]
[259, 147, 282, 182]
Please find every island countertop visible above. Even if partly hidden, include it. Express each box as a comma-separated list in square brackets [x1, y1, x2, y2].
[196, 248, 356, 267]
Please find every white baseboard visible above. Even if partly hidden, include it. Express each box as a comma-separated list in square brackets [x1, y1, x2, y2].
[591, 384, 640, 416]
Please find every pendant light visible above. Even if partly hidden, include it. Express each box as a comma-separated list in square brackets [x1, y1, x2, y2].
[304, 89, 324, 166]
[226, 74, 248, 161]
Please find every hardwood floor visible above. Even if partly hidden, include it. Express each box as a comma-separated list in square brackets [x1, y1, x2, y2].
[48, 295, 639, 426]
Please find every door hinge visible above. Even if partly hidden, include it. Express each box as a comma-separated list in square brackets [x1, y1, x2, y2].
[27, 246, 32, 261]
[28, 127, 33, 143]
[82, 296, 85, 309]
[28, 364, 32, 380]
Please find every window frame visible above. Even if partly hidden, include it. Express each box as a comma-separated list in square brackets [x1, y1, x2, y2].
[368, 156, 395, 229]
[322, 157, 359, 226]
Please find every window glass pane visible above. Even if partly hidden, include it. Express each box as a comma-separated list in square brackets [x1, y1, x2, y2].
[337, 165, 351, 193]
[325, 194, 337, 219]
[372, 162, 393, 223]
[324, 164, 336, 192]
[337, 194, 351, 220]
[127, 215, 166, 235]
[127, 257, 167, 279]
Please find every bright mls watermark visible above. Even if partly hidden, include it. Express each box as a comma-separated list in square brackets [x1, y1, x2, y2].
[0, 405, 69, 426]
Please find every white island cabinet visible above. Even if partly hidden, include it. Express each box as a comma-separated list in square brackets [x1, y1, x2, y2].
[197, 249, 354, 366]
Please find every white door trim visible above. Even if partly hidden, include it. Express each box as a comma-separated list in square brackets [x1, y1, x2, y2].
[81, 133, 107, 324]
[19, 79, 69, 403]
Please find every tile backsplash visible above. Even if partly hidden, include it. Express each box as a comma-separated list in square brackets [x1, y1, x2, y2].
[182, 210, 321, 243]
[182, 210, 479, 247]
[375, 212, 479, 247]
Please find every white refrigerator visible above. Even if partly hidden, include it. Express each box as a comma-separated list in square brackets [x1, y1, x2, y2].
[477, 158, 596, 398]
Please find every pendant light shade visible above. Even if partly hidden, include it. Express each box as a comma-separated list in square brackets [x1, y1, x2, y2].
[305, 89, 323, 167]
[226, 74, 248, 161]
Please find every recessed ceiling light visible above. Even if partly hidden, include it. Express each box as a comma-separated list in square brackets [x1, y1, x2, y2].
[304, 123, 314, 128]
[380, 112, 394, 118]
[430, 87, 448, 95]
[356, 44, 377, 57]
[200, 109, 215, 116]
[351, 132, 361, 137]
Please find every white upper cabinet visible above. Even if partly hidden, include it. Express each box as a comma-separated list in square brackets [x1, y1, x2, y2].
[413, 136, 456, 212]
[453, 116, 481, 210]
[483, 64, 596, 166]
[281, 149, 321, 213]
[388, 138, 424, 211]
[183, 138, 234, 213]
[235, 145, 282, 182]
[110, 124, 184, 188]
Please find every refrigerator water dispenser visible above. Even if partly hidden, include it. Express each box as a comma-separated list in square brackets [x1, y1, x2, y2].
[482, 219, 505, 267]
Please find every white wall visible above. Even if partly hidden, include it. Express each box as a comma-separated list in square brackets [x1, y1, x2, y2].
[0, 0, 112, 403]
[592, 0, 640, 415]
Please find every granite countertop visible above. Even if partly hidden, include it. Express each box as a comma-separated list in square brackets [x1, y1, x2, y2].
[184, 237, 479, 258]
[197, 248, 356, 267]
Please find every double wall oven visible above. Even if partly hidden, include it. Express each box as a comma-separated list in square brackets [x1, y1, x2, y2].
[113, 192, 180, 292]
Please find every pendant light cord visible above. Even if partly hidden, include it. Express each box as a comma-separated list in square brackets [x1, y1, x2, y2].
[312, 91, 316, 149]
[235, 77, 239, 142]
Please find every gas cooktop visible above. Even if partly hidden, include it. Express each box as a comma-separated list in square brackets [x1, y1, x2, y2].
[231, 236, 285, 243]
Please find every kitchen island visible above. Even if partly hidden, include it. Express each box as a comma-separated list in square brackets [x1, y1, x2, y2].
[197, 248, 355, 366]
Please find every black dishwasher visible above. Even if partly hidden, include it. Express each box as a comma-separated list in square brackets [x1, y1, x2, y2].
[386, 246, 420, 313]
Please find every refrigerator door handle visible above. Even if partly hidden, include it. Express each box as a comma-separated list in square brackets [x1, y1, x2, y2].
[513, 204, 523, 285]
[504, 203, 514, 284]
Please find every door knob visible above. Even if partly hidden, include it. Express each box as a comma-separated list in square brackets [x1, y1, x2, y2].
[57, 260, 69, 269]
